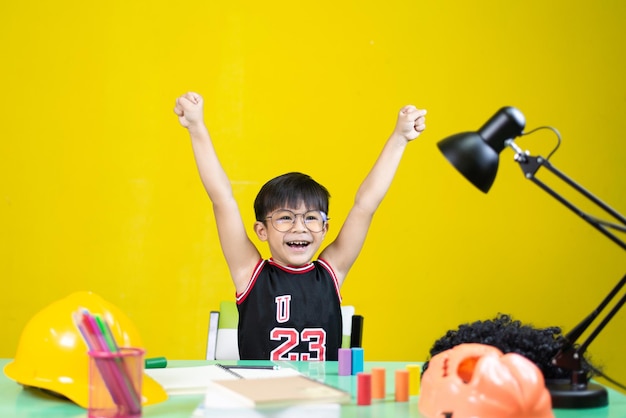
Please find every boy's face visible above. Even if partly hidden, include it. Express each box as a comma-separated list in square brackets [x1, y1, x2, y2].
[253, 202, 328, 267]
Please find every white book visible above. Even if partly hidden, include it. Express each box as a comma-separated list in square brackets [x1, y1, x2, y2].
[191, 374, 346, 416]
[145, 364, 302, 395]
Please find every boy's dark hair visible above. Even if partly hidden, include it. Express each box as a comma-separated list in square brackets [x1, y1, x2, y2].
[423, 313, 595, 380]
[254, 172, 330, 222]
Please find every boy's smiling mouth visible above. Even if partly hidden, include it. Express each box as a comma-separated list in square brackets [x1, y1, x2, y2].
[286, 241, 310, 248]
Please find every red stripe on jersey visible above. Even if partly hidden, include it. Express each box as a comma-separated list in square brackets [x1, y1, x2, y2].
[317, 258, 342, 303]
[268, 258, 316, 273]
[236, 259, 265, 304]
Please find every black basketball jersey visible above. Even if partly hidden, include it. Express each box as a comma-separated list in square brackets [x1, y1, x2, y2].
[236, 258, 343, 361]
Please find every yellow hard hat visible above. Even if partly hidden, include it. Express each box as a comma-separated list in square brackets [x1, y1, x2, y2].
[4, 291, 168, 408]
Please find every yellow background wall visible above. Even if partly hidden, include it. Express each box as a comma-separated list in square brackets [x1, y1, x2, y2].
[2, 0, 625, 392]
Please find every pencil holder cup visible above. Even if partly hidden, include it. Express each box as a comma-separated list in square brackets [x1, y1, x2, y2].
[88, 347, 145, 418]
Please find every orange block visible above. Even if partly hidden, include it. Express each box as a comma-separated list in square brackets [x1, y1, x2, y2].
[395, 369, 409, 402]
[371, 367, 386, 399]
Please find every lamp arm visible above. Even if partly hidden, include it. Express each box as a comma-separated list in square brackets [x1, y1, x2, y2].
[509, 146, 626, 376]
[552, 274, 626, 371]
[512, 151, 626, 250]
[584, 215, 626, 233]
[578, 291, 626, 355]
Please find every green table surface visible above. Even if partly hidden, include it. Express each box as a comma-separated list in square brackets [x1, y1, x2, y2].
[2, 359, 625, 417]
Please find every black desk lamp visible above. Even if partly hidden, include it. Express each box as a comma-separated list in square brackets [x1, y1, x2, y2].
[437, 107, 626, 408]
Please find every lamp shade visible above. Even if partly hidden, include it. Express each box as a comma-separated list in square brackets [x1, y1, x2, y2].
[437, 107, 526, 193]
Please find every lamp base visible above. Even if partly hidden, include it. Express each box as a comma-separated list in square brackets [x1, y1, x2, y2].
[547, 380, 608, 409]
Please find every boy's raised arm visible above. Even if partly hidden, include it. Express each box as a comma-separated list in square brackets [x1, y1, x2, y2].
[319, 105, 426, 285]
[175, 92, 261, 293]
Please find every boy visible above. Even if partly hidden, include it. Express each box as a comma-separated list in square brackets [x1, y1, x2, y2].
[174, 92, 426, 360]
